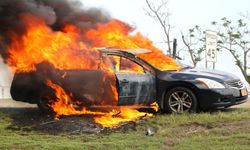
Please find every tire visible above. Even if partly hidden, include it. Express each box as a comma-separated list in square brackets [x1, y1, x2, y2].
[163, 87, 198, 113]
[37, 98, 54, 113]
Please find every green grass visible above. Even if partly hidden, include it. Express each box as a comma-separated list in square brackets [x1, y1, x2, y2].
[1, 108, 250, 150]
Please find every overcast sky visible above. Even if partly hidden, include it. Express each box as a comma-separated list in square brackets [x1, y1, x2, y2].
[83, 0, 250, 81]
[83, 0, 250, 35]
[83, 0, 250, 37]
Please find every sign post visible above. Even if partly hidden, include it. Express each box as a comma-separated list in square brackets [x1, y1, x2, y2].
[205, 30, 217, 69]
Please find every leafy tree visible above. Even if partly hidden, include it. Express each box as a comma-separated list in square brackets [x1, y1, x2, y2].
[212, 17, 250, 82]
[181, 25, 205, 67]
[145, 0, 204, 66]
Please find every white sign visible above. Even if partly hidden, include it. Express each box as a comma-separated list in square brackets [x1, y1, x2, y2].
[206, 30, 217, 62]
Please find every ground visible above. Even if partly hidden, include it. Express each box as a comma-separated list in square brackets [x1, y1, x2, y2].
[0, 99, 250, 149]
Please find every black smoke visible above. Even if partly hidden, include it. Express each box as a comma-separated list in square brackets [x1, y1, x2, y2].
[0, 0, 111, 60]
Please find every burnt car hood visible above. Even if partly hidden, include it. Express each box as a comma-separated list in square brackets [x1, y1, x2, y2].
[158, 68, 239, 82]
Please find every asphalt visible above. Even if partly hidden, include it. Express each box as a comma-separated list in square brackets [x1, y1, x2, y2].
[0, 99, 36, 108]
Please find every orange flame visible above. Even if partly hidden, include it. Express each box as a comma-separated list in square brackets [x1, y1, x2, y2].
[6, 15, 180, 127]
[47, 80, 152, 128]
[7, 16, 180, 72]
[7, 15, 99, 72]
[86, 19, 180, 70]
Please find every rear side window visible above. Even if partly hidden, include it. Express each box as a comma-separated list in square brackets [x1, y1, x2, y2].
[107, 55, 145, 74]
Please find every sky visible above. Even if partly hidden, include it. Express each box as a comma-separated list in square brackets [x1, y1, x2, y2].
[1, 0, 250, 97]
[82, 0, 250, 79]
[82, 0, 250, 38]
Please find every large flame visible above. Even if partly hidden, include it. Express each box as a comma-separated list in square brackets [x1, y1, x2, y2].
[7, 15, 99, 72]
[86, 19, 180, 70]
[47, 80, 152, 128]
[7, 16, 180, 72]
[6, 15, 180, 127]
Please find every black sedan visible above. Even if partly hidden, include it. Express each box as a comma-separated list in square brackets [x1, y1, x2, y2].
[11, 49, 248, 113]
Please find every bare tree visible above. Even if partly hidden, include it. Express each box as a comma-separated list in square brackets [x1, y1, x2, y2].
[181, 25, 205, 67]
[145, 0, 172, 56]
[212, 17, 250, 82]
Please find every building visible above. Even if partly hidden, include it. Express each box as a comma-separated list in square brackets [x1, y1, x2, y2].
[0, 57, 13, 99]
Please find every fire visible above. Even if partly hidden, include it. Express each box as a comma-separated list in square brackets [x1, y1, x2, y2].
[47, 80, 152, 128]
[94, 107, 152, 128]
[7, 15, 99, 72]
[7, 16, 180, 72]
[47, 80, 106, 116]
[86, 19, 180, 70]
[5, 14, 180, 127]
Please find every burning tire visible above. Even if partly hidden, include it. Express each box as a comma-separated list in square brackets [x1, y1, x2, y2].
[37, 98, 54, 113]
[37, 98, 52, 112]
[163, 87, 198, 113]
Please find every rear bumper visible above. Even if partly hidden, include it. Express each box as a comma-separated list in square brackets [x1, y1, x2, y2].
[198, 88, 248, 110]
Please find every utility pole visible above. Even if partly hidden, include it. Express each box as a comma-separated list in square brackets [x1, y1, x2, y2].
[172, 38, 177, 58]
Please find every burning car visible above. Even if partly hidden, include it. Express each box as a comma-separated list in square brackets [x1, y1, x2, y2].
[1, 0, 249, 128]
[11, 48, 248, 113]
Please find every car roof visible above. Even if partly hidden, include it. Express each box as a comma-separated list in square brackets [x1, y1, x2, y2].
[124, 48, 152, 54]
[99, 48, 152, 55]
[99, 48, 159, 72]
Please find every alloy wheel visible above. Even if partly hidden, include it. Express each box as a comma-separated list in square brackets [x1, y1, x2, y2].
[168, 91, 192, 113]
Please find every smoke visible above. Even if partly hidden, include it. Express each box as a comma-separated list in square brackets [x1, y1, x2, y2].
[0, 0, 111, 60]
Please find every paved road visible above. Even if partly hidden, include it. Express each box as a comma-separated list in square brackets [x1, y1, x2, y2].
[0, 99, 36, 108]
[0, 98, 249, 109]
[231, 97, 250, 108]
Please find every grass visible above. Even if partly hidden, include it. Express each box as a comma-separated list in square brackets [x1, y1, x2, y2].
[1, 108, 250, 149]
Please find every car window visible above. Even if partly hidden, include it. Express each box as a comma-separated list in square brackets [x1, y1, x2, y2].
[108, 55, 145, 74]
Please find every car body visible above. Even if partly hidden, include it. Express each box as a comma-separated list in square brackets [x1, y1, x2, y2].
[11, 49, 248, 113]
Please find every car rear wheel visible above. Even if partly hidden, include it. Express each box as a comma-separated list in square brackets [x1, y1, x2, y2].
[37, 98, 54, 113]
[164, 87, 198, 113]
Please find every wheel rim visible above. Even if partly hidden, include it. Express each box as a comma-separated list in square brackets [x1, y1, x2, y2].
[38, 98, 52, 111]
[168, 91, 192, 113]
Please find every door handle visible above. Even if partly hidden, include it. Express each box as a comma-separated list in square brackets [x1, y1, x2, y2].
[121, 79, 129, 83]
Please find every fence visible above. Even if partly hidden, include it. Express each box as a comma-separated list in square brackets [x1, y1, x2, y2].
[0, 86, 11, 99]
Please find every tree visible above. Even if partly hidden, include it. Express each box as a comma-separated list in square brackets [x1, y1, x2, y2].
[145, 0, 204, 66]
[181, 25, 205, 67]
[145, 0, 173, 56]
[212, 17, 250, 82]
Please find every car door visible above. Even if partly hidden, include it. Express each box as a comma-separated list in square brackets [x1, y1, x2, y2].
[106, 55, 156, 105]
